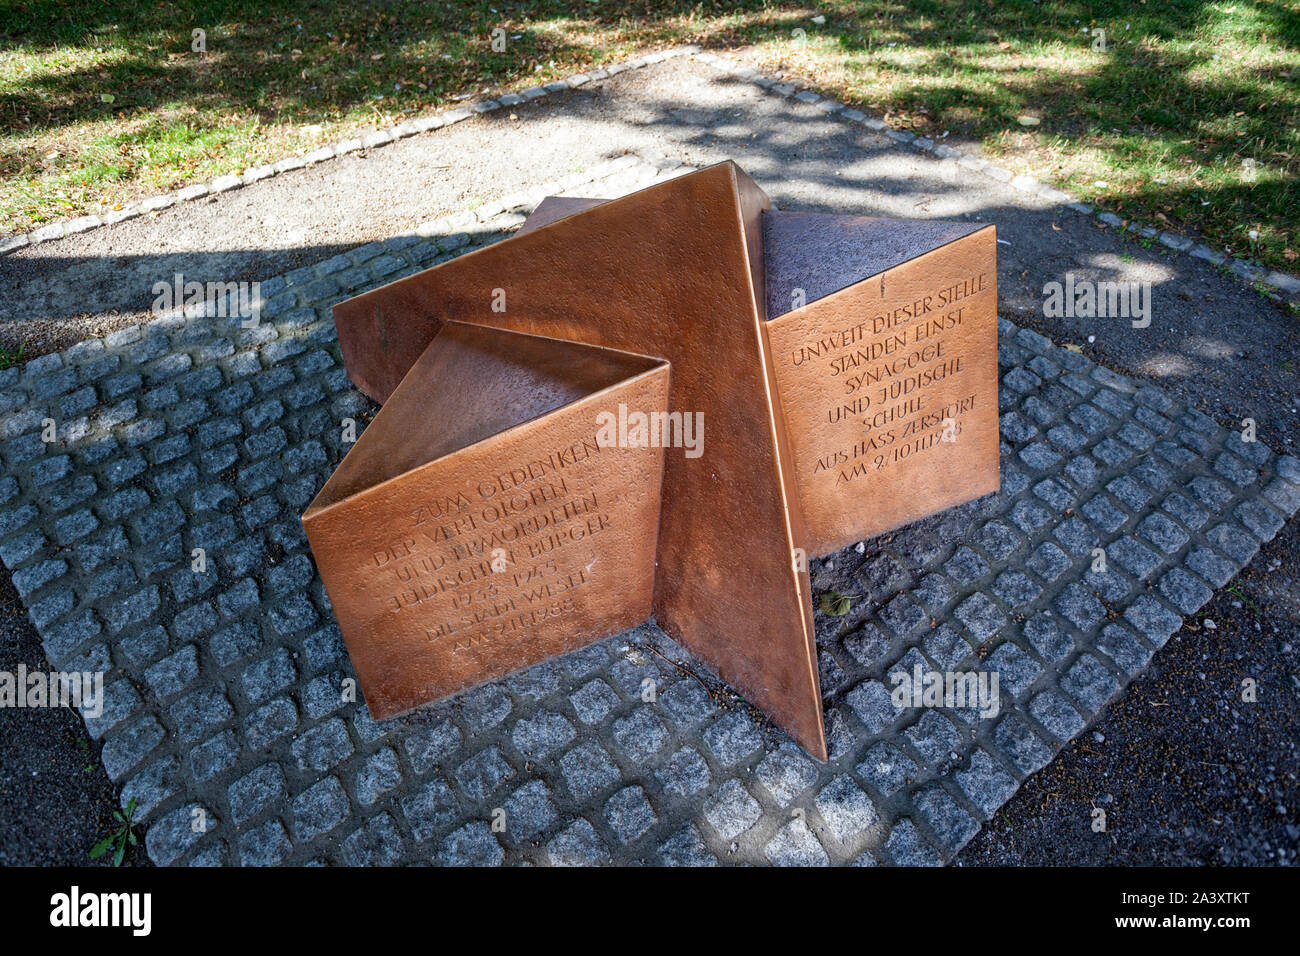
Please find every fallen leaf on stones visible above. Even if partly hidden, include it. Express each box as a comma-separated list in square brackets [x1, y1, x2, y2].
[818, 591, 853, 616]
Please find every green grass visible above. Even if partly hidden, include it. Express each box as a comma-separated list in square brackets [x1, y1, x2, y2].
[0, 343, 25, 368]
[2, 1, 1297, 272]
[88, 795, 138, 867]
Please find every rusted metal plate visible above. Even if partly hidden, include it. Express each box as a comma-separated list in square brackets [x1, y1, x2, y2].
[330, 163, 828, 758]
[763, 221, 1001, 555]
[303, 321, 669, 719]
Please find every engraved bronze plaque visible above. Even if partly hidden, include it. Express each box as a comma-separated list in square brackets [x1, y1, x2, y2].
[317, 162, 1001, 760]
[762, 212, 1001, 556]
[302, 321, 669, 719]
[331, 163, 827, 758]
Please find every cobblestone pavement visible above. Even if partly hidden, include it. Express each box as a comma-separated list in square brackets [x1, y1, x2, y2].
[2, 152, 1296, 865]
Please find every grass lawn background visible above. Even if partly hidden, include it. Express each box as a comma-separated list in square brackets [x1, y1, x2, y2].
[1, 0, 1296, 273]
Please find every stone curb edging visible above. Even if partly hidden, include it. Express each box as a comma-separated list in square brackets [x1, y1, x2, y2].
[0, 47, 697, 257]
[690, 51, 1300, 302]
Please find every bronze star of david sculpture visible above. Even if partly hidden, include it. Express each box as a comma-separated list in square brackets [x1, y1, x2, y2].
[303, 161, 999, 760]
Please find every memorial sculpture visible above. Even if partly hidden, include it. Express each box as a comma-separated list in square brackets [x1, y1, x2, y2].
[303, 161, 999, 760]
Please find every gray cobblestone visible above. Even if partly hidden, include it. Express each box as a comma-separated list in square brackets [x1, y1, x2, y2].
[145, 644, 199, 699]
[905, 710, 962, 764]
[401, 776, 458, 842]
[245, 697, 299, 750]
[1162, 491, 1209, 531]
[238, 819, 292, 866]
[658, 824, 716, 865]
[169, 688, 234, 743]
[755, 744, 819, 805]
[1108, 535, 1163, 579]
[242, 649, 297, 704]
[885, 819, 940, 866]
[101, 715, 167, 781]
[229, 763, 286, 823]
[915, 785, 979, 851]
[119, 756, 180, 819]
[189, 730, 239, 783]
[1159, 566, 1214, 614]
[765, 817, 830, 865]
[340, 813, 404, 866]
[703, 711, 763, 765]
[992, 570, 1041, 609]
[815, 773, 878, 842]
[611, 707, 668, 763]
[1029, 691, 1086, 742]
[455, 746, 515, 802]
[1206, 522, 1260, 563]
[84, 679, 142, 738]
[921, 624, 973, 669]
[1137, 512, 1190, 553]
[146, 802, 214, 866]
[547, 818, 606, 866]
[954, 592, 1006, 640]
[656, 747, 711, 800]
[404, 719, 461, 774]
[291, 776, 350, 841]
[704, 779, 762, 840]
[955, 748, 1018, 816]
[355, 748, 402, 806]
[1186, 546, 1236, 588]
[986, 641, 1040, 698]
[1124, 596, 1182, 646]
[1054, 582, 1107, 631]
[513, 711, 576, 758]
[846, 680, 896, 734]
[992, 713, 1053, 775]
[291, 718, 354, 772]
[1060, 654, 1121, 711]
[605, 785, 657, 843]
[1237, 499, 1284, 540]
[1096, 624, 1153, 673]
[570, 679, 619, 725]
